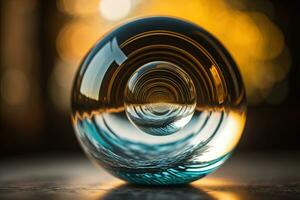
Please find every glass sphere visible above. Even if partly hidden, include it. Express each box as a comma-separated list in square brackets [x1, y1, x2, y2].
[71, 17, 246, 185]
[124, 61, 196, 136]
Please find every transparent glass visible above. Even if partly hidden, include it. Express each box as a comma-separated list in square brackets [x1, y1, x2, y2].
[71, 17, 247, 185]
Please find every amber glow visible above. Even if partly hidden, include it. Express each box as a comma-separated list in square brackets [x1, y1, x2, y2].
[99, 0, 132, 21]
[53, 0, 290, 110]
[193, 111, 246, 162]
[57, 0, 100, 16]
[193, 177, 236, 187]
[193, 178, 241, 200]
[93, 178, 242, 200]
[210, 65, 225, 104]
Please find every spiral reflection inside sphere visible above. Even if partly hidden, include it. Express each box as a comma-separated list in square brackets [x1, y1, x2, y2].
[71, 17, 247, 185]
[125, 61, 196, 136]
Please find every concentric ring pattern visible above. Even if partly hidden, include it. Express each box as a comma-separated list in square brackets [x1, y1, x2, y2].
[124, 61, 196, 136]
[72, 17, 246, 185]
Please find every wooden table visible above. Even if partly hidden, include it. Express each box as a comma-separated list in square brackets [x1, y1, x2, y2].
[0, 151, 299, 199]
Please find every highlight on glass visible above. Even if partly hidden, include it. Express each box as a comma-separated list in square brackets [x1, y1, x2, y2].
[71, 17, 247, 185]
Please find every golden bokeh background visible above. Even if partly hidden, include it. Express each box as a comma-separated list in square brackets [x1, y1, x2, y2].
[51, 0, 290, 111]
[0, 0, 298, 155]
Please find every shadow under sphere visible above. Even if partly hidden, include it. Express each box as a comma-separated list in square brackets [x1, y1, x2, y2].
[100, 184, 214, 200]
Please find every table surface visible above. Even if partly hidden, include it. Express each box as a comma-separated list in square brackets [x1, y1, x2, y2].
[0, 151, 299, 200]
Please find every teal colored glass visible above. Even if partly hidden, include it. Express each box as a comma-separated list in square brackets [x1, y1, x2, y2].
[71, 17, 246, 185]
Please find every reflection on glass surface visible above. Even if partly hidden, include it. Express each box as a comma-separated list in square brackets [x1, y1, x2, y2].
[54, 0, 290, 111]
[72, 17, 246, 185]
[80, 37, 127, 100]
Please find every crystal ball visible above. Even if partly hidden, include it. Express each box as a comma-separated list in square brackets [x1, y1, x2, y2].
[124, 61, 196, 136]
[71, 17, 247, 185]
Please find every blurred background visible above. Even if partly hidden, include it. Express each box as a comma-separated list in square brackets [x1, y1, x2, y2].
[0, 0, 299, 158]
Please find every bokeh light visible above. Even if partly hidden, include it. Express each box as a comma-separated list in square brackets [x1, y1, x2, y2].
[57, 0, 100, 16]
[56, 20, 103, 62]
[99, 0, 132, 21]
[49, 61, 77, 111]
[53, 0, 291, 110]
